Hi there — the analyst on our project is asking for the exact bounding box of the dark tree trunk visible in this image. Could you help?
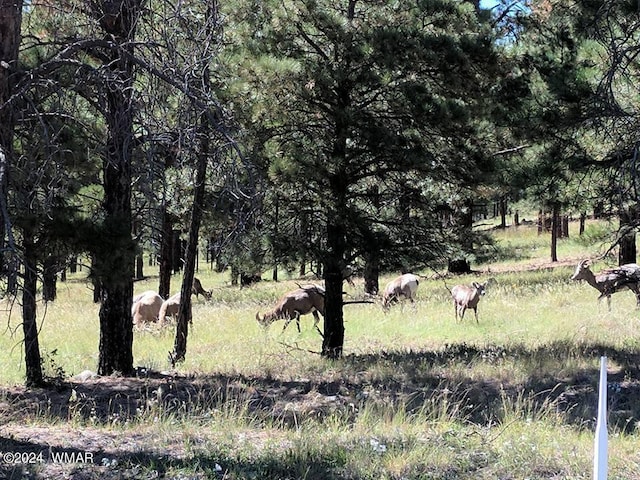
[499,196,507,228]
[95,0,141,377]
[69,256,78,273]
[172,133,209,364]
[363,252,379,295]
[158,206,172,299]
[230,265,239,286]
[91,254,102,303]
[323,221,345,359]
[550,204,559,262]
[42,255,57,302]
[0,0,22,297]
[579,212,586,235]
[172,229,183,273]
[22,231,44,386]
[172,0,218,362]
[619,207,637,265]
[273,193,279,282]
[135,253,144,279]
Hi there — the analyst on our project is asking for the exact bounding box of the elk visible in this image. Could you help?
[382,273,419,310]
[451,281,488,323]
[131,291,164,325]
[192,277,212,300]
[256,284,325,334]
[159,292,181,324]
[570,259,640,310]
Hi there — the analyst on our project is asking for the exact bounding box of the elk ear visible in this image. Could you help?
[472,282,481,289]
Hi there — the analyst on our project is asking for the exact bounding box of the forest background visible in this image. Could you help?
[2,0,640,478]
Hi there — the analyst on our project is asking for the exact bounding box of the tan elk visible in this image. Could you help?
[571,259,640,310]
[131,291,164,325]
[382,273,419,310]
[256,285,325,335]
[159,292,181,324]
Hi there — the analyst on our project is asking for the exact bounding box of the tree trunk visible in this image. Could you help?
[323,221,345,359]
[550,204,559,262]
[42,255,57,302]
[172,130,209,364]
[499,196,507,228]
[22,231,44,386]
[0,0,22,297]
[619,207,637,265]
[135,253,144,279]
[561,215,569,238]
[172,229,183,273]
[158,206,172,299]
[172,0,219,361]
[363,252,379,295]
[69,256,78,273]
[579,212,586,235]
[95,0,141,377]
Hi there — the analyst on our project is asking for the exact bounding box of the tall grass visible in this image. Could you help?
[2,218,640,479]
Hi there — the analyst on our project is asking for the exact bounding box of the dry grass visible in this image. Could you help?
[1,220,640,479]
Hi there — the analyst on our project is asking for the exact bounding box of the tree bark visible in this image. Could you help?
[172,0,219,363]
[172,123,209,364]
[550,204,559,262]
[323,221,345,359]
[95,0,142,377]
[363,251,380,295]
[158,206,172,299]
[619,207,637,265]
[22,230,44,386]
[0,0,22,296]
[42,255,57,302]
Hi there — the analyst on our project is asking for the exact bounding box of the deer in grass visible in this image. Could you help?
[192,277,212,300]
[571,259,640,310]
[381,273,420,310]
[451,281,488,323]
[256,284,325,335]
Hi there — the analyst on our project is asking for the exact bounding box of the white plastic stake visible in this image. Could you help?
[593,356,608,480]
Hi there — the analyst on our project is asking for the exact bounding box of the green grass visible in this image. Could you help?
[2,218,640,479]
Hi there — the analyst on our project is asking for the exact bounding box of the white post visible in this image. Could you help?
[593,356,608,480]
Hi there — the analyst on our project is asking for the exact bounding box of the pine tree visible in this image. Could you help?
[231,0,506,357]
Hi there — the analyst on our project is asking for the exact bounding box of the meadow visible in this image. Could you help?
[1,218,640,479]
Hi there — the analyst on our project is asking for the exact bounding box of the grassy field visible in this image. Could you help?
[2,219,640,479]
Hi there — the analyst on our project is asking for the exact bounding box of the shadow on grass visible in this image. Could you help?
[0,433,351,480]
[2,340,639,430]
[1,340,639,478]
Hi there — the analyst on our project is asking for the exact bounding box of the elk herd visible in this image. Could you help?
[131,259,640,334]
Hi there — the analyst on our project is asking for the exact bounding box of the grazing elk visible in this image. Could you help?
[256,284,325,335]
[159,292,181,324]
[570,259,640,310]
[382,273,419,310]
[131,291,164,325]
[451,281,488,323]
[192,277,212,300]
